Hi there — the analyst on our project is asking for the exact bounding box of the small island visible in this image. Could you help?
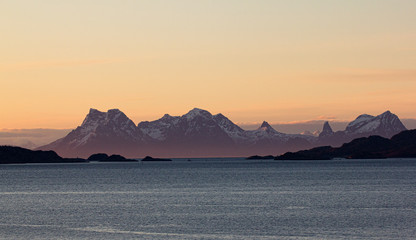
[141,156,172,162]
[87,153,137,162]
[246,155,275,160]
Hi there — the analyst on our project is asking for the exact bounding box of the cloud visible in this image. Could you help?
[317,115,337,120]
[316,68,416,82]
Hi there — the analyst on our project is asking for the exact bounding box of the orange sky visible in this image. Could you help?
[1,1,415,129]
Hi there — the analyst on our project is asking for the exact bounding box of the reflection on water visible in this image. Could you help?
[0,159,415,239]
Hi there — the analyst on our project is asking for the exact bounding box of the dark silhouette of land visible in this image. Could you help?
[0,146,138,164]
[246,155,275,160]
[141,156,172,162]
[276,130,416,160]
[0,146,86,164]
[87,153,137,162]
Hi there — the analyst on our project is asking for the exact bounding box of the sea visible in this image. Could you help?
[0,158,415,239]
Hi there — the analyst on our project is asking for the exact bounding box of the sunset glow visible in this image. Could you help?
[1,0,415,129]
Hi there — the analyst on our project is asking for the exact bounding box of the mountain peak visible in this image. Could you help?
[258,121,279,133]
[82,108,106,126]
[379,110,394,118]
[184,108,212,119]
[107,108,122,113]
[382,110,392,115]
[189,107,207,113]
[345,111,406,138]
[161,113,173,119]
[80,108,137,133]
[323,121,333,133]
[319,121,334,138]
[260,121,272,129]
[88,108,102,114]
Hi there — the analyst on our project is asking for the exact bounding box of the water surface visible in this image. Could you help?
[0,159,415,239]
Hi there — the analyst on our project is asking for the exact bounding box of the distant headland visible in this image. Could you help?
[275,129,416,160]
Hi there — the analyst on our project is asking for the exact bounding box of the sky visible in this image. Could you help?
[1,0,415,129]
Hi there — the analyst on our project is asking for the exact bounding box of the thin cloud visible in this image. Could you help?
[316,68,416,82]
[317,115,337,120]
[0,59,122,72]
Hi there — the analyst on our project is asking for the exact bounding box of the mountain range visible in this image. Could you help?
[38,108,407,158]
[317,111,407,146]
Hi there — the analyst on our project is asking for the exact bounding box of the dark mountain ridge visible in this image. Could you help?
[276,129,416,160]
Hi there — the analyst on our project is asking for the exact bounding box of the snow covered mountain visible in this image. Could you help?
[38,108,407,158]
[138,108,235,144]
[137,108,314,156]
[318,111,407,147]
[38,108,313,157]
[345,111,406,138]
[137,108,236,156]
[38,109,143,157]
[212,113,247,143]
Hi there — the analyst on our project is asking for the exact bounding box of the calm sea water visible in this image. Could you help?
[0,158,415,239]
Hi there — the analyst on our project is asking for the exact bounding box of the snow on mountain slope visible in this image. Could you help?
[247,121,287,141]
[137,109,309,145]
[345,111,406,137]
[138,108,234,144]
[138,114,180,141]
[38,108,407,158]
[345,114,375,133]
[39,108,142,154]
[72,108,139,146]
[213,113,247,142]
[183,108,212,120]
